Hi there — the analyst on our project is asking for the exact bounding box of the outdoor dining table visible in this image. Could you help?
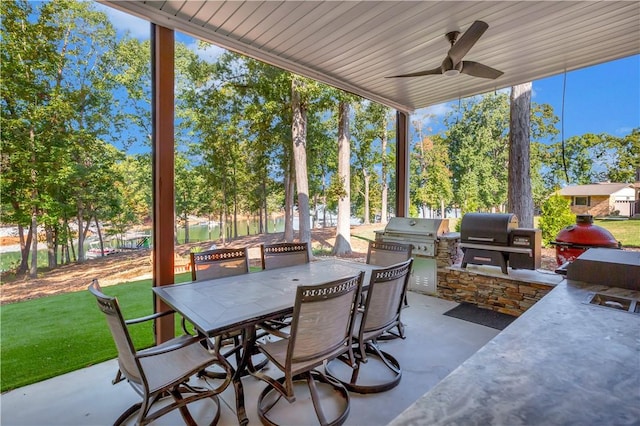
[152,257,378,425]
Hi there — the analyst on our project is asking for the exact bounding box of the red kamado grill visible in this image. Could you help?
[460,213,541,274]
[551,214,620,266]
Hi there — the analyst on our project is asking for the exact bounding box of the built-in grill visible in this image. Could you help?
[460,213,541,274]
[375,217,450,295]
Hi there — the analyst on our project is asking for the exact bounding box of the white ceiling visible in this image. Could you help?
[101,1,640,112]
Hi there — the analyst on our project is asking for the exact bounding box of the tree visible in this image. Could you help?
[410,135,452,218]
[445,94,510,214]
[352,101,392,224]
[604,129,639,183]
[291,76,312,246]
[445,92,560,216]
[332,99,353,256]
[1,0,128,273]
[508,83,534,228]
[175,153,206,244]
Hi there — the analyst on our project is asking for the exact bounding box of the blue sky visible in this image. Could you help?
[99,4,639,145]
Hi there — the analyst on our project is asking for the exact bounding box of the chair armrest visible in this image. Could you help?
[125,309,174,325]
[136,335,207,358]
[258,321,291,339]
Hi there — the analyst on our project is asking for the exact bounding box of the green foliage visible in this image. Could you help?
[445,93,510,213]
[606,128,640,183]
[410,134,453,216]
[538,193,575,246]
[1,0,151,271]
[351,100,392,222]
[326,174,348,211]
[540,130,640,187]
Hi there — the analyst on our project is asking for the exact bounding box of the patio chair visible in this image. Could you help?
[88,280,230,426]
[366,240,413,268]
[365,240,413,335]
[259,242,310,334]
[253,272,364,426]
[260,242,310,270]
[189,247,267,376]
[190,247,250,281]
[325,259,413,394]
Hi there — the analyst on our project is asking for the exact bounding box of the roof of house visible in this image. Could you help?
[558,183,634,197]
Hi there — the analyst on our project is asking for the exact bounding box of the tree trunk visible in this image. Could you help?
[93,215,104,256]
[184,212,190,243]
[363,169,371,224]
[508,82,534,228]
[284,156,294,242]
[380,114,389,223]
[333,101,352,256]
[45,225,55,267]
[219,210,226,246]
[30,211,38,277]
[77,207,86,263]
[261,177,267,234]
[17,221,32,275]
[67,222,76,262]
[291,77,311,246]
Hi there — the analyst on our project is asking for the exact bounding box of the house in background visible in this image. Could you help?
[558,183,636,217]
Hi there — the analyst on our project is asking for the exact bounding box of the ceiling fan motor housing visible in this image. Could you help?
[442,56,462,76]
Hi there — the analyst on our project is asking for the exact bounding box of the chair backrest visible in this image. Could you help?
[287,272,364,367]
[261,242,310,270]
[366,241,413,267]
[190,247,250,281]
[88,280,144,386]
[359,259,413,341]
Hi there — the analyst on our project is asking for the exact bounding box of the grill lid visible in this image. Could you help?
[553,215,620,248]
[382,217,449,239]
[460,213,518,245]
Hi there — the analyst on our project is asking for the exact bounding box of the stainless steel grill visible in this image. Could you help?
[376,217,449,256]
[376,217,450,295]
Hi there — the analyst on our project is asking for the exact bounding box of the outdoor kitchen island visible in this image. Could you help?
[390,277,640,425]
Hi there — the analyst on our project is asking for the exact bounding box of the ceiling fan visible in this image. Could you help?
[387,20,503,79]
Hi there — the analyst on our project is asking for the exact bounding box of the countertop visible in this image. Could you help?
[389,279,640,425]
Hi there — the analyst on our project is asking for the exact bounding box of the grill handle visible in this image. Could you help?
[467,236,495,242]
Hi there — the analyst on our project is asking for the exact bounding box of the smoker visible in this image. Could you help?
[460,213,541,274]
[375,217,450,295]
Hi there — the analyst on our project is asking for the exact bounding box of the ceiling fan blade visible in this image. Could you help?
[448,20,489,64]
[385,67,442,78]
[461,61,504,79]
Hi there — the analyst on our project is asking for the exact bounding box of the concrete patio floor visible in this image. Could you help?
[1,291,501,426]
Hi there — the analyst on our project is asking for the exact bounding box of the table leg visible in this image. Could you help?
[233,326,257,425]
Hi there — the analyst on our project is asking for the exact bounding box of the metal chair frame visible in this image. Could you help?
[88,280,230,426]
[260,242,310,270]
[366,241,413,268]
[365,240,413,336]
[190,247,250,281]
[253,272,364,426]
[326,259,413,394]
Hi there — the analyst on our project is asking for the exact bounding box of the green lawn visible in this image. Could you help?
[0,272,192,392]
[594,218,640,247]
